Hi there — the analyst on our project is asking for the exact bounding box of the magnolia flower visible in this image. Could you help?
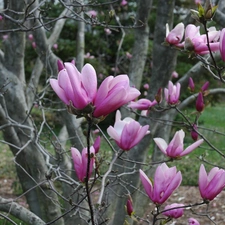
[188,218,200,225]
[93,136,101,154]
[84,52,95,59]
[201,81,209,92]
[50,63,97,110]
[28,34,33,41]
[121,0,128,6]
[143,83,149,90]
[163,203,184,218]
[128,99,157,110]
[184,25,220,54]
[2,35,8,40]
[191,124,199,141]
[107,110,149,151]
[220,28,225,61]
[126,196,134,216]
[189,77,195,92]
[32,42,36,48]
[50,62,140,118]
[164,81,181,105]
[154,129,203,158]
[199,164,225,201]
[171,71,179,78]
[104,28,112,35]
[93,76,140,118]
[196,92,204,112]
[139,163,182,204]
[165,23,184,46]
[53,43,58,50]
[71,146,95,182]
[87,10,97,18]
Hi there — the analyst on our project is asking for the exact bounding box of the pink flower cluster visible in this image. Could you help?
[50,62,140,118]
[165,23,220,55]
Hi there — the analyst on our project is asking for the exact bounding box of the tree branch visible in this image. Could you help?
[0,197,45,225]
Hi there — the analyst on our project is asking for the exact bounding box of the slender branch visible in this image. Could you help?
[97,150,120,205]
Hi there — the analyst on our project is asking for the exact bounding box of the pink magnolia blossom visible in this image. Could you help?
[220,28,225,61]
[196,92,204,112]
[50,62,140,118]
[57,60,64,72]
[154,129,203,158]
[126,196,134,216]
[121,0,128,6]
[189,77,195,92]
[2,35,8,40]
[71,146,95,182]
[107,110,149,151]
[128,99,157,110]
[188,218,200,225]
[171,71,179,78]
[126,52,132,59]
[184,25,220,54]
[139,163,182,204]
[191,124,199,141]
[84,52,95,59]
[163,203,184,218]
[194,0,202,4]
[53,43,58,50]
[28,34,33,41]
[93,136,101,154]
[50,63,97,110]
[0,15,3,21]
[87,10,97,18]
[165,23,184,46]
[143,83,149,90]
[93,76,140,118]
[104,28,112,35]
[164,81,181,105]
[201,81,209,92]
[32,42,36,48]
[199,164,225,201]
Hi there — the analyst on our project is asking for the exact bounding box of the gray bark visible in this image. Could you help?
[128,0,152,90]
[0,197,45,225]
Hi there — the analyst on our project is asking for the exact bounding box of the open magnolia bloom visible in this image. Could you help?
[199,164,225,201]
[154,129,203,159]
[107,110,150,151]
[139,163,182,204]
[93,75,140,118]
[50,62,140,118]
